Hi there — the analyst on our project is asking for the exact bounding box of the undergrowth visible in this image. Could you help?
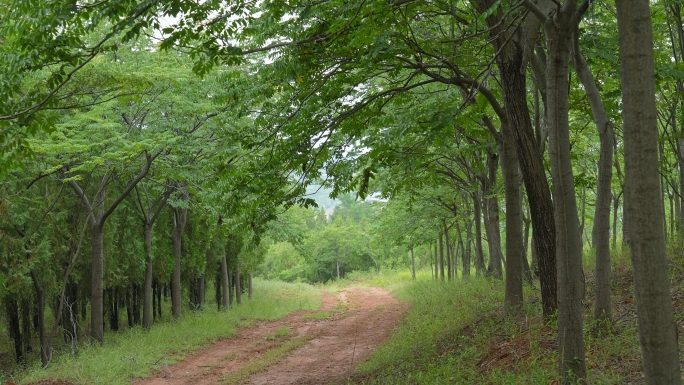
[344,245,684,384]
[14,279,320,385]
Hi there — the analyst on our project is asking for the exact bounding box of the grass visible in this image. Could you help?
[15,279,320,385]
[219,334,314,385]
[265,327,291,340]
[340,248,671,384]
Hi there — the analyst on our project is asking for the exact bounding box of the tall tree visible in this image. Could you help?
[616,0,682,382]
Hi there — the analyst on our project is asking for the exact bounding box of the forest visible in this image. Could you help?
[0,0,683,384]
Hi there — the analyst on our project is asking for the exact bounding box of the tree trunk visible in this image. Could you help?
[6,297,23,364]
[464,219,472,279]
[228,269,235,307]
[439,231,445,281]
[482,151,503,278]
[248,273,253,299]
[235,268,242,305]
[143,223,153,329]
[472,193,485,275]
[171,206,187,320]
[199,273,205,309]
[410,248,416,280]
[499,123,524,313]
[28,269,47,367]
[109,287,119,331]
[434,243,438,281]
[539,2,586,380]
[617,1,683,382]
[571,27,615,329]
[612,192,620,250]
[91,224,105,342]
[444,220,452,281]
[153,279,157,320]
[221,256,229,310]
[475,0,557,318]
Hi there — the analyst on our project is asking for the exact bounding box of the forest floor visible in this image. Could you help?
[130,287,408,385]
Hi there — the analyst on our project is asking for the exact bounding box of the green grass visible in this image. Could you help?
[342,253,652,384]
[17,279,320,385]
[265,326,291,340]
[348,277,557,384]
[219,334,314,385]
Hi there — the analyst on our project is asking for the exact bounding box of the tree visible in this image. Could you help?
[616,0,682,382]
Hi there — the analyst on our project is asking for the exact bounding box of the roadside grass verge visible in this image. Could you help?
[345,249,682,384]
[17,279,320,385]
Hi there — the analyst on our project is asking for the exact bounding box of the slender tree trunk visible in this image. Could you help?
[482,151,504,278]
[434,243,439,281]
[91,224,105,342]
[153,280,157,319]
[228,269,234,307]
[475,0,557,317]
[472,193,485,275]
[156,280,162,318]
[248,273,252,299]
[464,219,472,279]
[571,27,615,328]
[235,268,242,305]
[617,1,683,382]
[439,231,445,281]
[30,270,47,367]
[171,206,188,320]
[499,123,524,312]
[539,2,586,379]
[199,273,205,309]
[6,297,23,364]
[410,248,416,280]
[221,256,229,310]
[143,223,153,329]
[444,220,452,281]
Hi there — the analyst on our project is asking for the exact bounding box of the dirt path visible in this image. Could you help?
[132,287,407,385]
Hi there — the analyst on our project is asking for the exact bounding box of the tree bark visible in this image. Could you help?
[616,1,683,382]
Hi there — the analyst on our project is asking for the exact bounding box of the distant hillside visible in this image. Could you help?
[305,185,340,212]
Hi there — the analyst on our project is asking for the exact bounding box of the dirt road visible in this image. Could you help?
[132,287,407,385]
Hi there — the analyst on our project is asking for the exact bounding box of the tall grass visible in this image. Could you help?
[17,279,320,385]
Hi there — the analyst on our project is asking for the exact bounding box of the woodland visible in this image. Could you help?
[0,0,683,384]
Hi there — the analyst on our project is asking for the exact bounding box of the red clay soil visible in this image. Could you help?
[132,287,407,385]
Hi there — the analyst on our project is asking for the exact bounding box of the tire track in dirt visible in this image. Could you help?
[132,287,408,385]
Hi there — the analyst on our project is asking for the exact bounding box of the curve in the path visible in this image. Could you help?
[132,287,407,385]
